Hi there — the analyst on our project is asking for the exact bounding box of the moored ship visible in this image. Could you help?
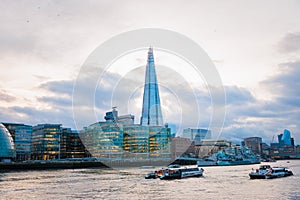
[217,157,260,166]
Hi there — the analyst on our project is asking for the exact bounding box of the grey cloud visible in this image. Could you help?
[278,32,300,53]
[225,86,255,105]
[220,61,300,144]
[40,80,74,96]
[0,90,16,102]
[38,96,72,107]
[262,61,300,106]
[221,125,270,144]
[6,106,75,128]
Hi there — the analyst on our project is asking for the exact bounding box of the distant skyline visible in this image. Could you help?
[1,1,300,144]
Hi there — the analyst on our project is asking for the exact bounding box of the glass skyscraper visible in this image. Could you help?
[140,47,163,126]
[282,129,292,146]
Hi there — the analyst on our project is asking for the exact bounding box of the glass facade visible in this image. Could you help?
[149,126,171,158]
[283,129,292,146]
[80,122,124,160]
[80,122,171,160]
[2,123,32,161]
[0,123,15,161]
[141,47,163,126]
[31,124,62,160]
[124,125,150,159]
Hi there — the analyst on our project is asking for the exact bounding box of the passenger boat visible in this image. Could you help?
[159,166,204,180]
[145,165,204,180]
[144,165,180,179]
[249,165,293,179]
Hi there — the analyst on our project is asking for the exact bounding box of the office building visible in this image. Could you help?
[80,109,171,160]
[2,123,32,161]
[31,124,62,160]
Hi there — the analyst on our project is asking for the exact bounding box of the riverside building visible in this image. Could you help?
[2,123,32,161]
[31,124,88,160]
[31,124,62,160]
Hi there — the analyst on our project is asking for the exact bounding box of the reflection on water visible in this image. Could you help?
[0,160,299,200]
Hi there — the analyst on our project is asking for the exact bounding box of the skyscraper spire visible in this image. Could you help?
[140,47,163,126]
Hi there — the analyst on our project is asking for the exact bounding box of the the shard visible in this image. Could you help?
[140,47,163,126]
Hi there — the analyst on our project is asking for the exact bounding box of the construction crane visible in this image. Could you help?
[271,135,275,144]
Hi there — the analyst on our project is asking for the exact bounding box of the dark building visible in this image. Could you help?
[278,134,284,146]
[243,137,262,155]
[60,128,90,159]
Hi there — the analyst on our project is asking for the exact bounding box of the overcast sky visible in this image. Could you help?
[1,0,300,144]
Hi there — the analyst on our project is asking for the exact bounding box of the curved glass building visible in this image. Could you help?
[0,123,15,161]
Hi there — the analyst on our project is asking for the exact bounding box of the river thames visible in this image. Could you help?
[0,160,299,200]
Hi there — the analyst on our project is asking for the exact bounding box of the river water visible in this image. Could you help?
[0,160,299,200]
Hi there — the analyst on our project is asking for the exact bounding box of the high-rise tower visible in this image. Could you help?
[140,47,163,126]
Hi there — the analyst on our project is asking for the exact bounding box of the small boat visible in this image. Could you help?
[144,172,157,179]
[249,165,293,179]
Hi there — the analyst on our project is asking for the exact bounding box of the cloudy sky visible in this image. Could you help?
[1,0,300,144]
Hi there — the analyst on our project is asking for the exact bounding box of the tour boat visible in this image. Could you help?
[145,165,204,180]
[249,165,293,179]
[159,166,204,180]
